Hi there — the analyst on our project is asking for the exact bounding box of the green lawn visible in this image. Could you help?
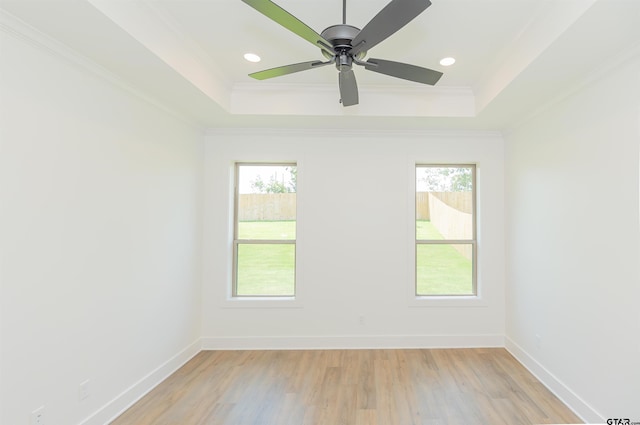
[416,220,473,295]
[238,220,296,239]
[416,244,472,295]
[416,219,444,240]
[236,221,296,296]
[236,243,295,296]
[236,220,472,296]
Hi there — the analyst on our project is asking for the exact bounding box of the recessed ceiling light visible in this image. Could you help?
[439,57,456,66]
[244,53,261,63]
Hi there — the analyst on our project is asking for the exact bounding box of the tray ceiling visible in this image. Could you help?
[1,0,638,129]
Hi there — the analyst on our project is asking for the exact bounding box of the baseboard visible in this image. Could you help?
[201,334,505,350]
[504,336,604,424]
[79,338,202,425]
[74,335,601,424]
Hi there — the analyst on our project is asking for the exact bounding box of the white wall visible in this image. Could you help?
[504,54,640,421]
[202,130,505,349]
[0,29,203,425]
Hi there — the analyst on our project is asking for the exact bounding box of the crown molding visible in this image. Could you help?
[0,8,203,130]
[206,127,503,139]
[87,0,232,111]
[473,0,598,114]
[232,82,473,95]
[143,0,232,90]
[504,41,640,136]
[230,81,476,117]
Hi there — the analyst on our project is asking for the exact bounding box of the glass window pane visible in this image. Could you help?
[416,166,473,240]
[237,165,296,240]
[237,221,296,240]
[416,244,473,295]
[416,219,444,240]
[236,244,295,296]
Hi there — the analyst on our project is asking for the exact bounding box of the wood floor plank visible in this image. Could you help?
[355,409,377,425]
[110,348,583,425]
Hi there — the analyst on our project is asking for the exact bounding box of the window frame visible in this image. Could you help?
[232,162,297,298]
[415,164,477,298]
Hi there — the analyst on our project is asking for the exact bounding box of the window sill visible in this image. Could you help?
[408,295,488,308]
[222,296,303,309]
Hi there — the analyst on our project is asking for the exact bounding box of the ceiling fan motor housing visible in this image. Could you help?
[337,53,353,71]
[320,24,367,60]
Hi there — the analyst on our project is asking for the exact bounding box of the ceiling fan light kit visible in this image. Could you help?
[241,0,443,107]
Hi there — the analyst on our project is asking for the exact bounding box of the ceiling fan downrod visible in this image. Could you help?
[343,0,346,24]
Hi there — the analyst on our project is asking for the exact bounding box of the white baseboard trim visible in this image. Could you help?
[201,334,505,350]
[74,335,602,425]
[79,339,202,425]
[504,336,604,424]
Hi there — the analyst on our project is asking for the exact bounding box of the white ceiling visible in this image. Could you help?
[2,0,639,130]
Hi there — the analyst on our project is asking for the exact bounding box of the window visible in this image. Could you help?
[233,163,297,297]
[416,165,476,296]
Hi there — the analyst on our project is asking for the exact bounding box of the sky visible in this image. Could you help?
[238,165,294,194]
[237,165,469,193]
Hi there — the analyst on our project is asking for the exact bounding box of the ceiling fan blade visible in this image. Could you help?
[249,60,332,80]
[242,0,334,55]
[339,69,359,106]
[364,58,443,85]
[349,0,431,57]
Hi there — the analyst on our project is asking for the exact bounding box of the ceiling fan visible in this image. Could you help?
[241,0,443,107]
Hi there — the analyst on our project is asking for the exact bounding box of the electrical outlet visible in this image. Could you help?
[359,315,365,326]
[79,379,90,401]
[31,406,45,425]
[535,334,542,349]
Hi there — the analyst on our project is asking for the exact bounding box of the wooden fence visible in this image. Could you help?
[239,192,472,260]
[416,191,472,219]
[238,193,296,221]
[427,193,473,259]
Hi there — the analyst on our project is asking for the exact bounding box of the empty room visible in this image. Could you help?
[1,0,638,424]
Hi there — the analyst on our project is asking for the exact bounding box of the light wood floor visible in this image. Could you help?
[111,348,582,425]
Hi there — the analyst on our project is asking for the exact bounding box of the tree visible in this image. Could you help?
[420,167,472,192]
[250,166,297,193]
[450,168,472,191]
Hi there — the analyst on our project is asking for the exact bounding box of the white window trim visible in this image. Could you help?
[407,160,487,308]
[221,296,303,309]
[222,160,305,309]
